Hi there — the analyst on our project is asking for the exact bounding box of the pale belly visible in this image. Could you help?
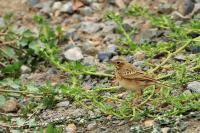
[118,78,141,90]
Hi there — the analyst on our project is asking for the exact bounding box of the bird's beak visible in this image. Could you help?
[110,59,115,64]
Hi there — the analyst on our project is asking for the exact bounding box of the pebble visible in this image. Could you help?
[87,121,97,130]
[140,28,159,43]
[114,0,126,9]
[71,108,86,117]
[1,98,19,113]
[98,52,113,62]
[179,0,195,15]
[91,3,103,11]
[0,17,5,27]
[161,127,170,133]
[60,2,73,14]
[107,44,117,54]
[21,65,31,74]
[65,123,77,133]
[83,56,95,66]
[81,22,102,33]
[63,47,83,61]
[39,1,53,13]
[187,81,200,93]
[65,28,79,41]
[183,90,192,95]
[52,1,62,11]
[186,45,200,53]
[133,61,144,68]
[158,3,172,14]
[26,0,40,6]
[56,101,70,108]
[134,51,146,61]
[102,21,117,33]
[79,6,93,16]
[143,119,155,127]
[81,42,98,55]
[174,54,186,61]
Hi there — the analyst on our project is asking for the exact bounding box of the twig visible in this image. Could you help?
[0,112,21,117]
[149,40,192,73]
[0,88,45,97]
[0,123,23,128]
[139,87,155,106]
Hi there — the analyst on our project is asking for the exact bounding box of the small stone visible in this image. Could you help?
[56,101,70,108]
[174,54,186,61]
[81,42,98,55]
[98,52,113,62]
[21,65,31,74]
[183,90,192,95]
[39,1,53,13]
[83,56,95,66]
[71,108,86,117]
[91,3,103,11]
[63,47,83,61]
[87,121,97,130]
[79,6,93,16]
[65,28,79,41]
[133,61,144,67]
[52,2,62,11]
[143,119,155,127]
[102,21,117,33]
[161,127,170,133]
[0,17,5,27]
[26,0,40,6]
[60,2,73,14]
[187,81,200,93]
[107,44,117,54]
[65,123,76,133]
[158,3,172,14]
[81,22,101,33]
[134,51,146,61]
[1,98,19,113]
[178,0,195,15]
[140,28,158,43]
[186,45,200,53]
[81,0,94,4]
[115,0,126,9]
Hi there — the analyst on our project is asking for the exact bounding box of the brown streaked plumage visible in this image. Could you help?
[112,58,161,98]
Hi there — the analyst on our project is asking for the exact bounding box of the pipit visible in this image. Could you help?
[112,58,163,103]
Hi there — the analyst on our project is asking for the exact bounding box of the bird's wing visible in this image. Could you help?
[120,66,157,82]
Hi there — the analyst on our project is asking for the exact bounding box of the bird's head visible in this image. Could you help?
[111,58,128,69]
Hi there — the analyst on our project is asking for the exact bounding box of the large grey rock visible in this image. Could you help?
[63,47,83,61]
[81,22,101,33]
[187,81,200,93]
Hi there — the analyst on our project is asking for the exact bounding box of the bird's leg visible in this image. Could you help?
[132,89,143,105]
[155,85,161,93]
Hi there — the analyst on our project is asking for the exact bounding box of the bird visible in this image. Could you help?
[111,57,163,103]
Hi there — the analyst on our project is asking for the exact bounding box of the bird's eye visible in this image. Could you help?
[117,61,120,64]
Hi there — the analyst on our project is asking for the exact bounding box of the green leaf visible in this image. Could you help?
[1,46,16,58]
[1,61,22,75]
[26,84,39,92]
[16,118,26,126]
